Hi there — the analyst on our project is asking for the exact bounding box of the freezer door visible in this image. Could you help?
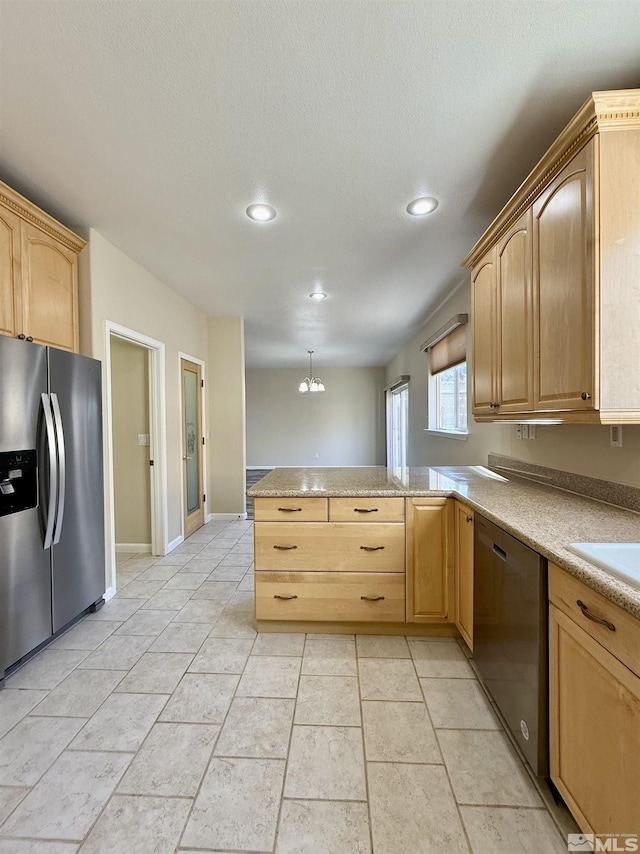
[49,348,105,632]
[0,337,52,675]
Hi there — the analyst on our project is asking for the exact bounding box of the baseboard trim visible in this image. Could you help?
[166,534,184,554]
[246,466,275,470]
[115,543,152,554]
[104,586,116,602]
[207,512,248,522]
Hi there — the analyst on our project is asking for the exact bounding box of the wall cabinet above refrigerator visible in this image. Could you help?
[0,178,85,353]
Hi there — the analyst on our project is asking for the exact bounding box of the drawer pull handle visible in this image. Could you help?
[274,594,298,600]
[273,544,298,550]
[354,507,378,513]
[576,600,616,632]
[360,545,384,551]
[278,507,302,512]
[361,595,385,601]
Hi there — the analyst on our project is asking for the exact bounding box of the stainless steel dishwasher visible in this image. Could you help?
[474,515,549,776]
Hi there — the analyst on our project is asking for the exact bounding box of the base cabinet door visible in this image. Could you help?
[549,603,640,834]
[406,498,453,623]
[454,502,474,650]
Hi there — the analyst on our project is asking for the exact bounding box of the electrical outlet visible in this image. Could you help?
[515,425,523,440]
[521,425,529,439]
[137,434,150,446]
[529,425,537,439]
[610,425,623,447]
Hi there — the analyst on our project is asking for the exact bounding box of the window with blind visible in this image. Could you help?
[421,315,468,436]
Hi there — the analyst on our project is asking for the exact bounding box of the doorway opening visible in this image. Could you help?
[104,322,167,596]
[386,381,409,467]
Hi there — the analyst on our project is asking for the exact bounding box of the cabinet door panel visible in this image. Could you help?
[498,211,533,411]
[471,252,497,415]
[550,605,640,834]
[406,498,453,623]
[21,221,78,351]
[533,142,595,410]
[0,208,20,338]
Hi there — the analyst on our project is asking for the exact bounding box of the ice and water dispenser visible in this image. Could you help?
[0,450,38,517]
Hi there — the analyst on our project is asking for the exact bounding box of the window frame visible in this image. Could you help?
[427,360,468,439]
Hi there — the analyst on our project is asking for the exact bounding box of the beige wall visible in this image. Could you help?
[386,279,640,487]
[246,367,386,467]
[207,316,247,514]
[110,337,151,546]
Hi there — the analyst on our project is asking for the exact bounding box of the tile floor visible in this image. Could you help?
[0,518,573,853]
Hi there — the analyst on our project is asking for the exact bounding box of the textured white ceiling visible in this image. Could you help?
[1,1,639,367]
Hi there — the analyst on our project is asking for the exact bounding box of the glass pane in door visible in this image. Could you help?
[183,369,200,513]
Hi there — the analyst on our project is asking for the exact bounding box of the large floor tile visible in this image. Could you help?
[49,621,122,651]
[460,805,566,853]
[148,622,211,653]
[421,678,500,729]
[252,632,305,656]
[84,599,146,622]
[358,658,422,701]
[162,572,209,590]
[1,750,131,841]
[237,656,301,698]
[275,799,371,854]
[0,842,79,853]
[368,762,467,854]
[206,564,247,581]
[190,581,240,601]
[0,785,29,824]
[69,693,168,752]
[173,600,226,623]
[133,565,181,582]
[214,697,294,759]
[79,794,191,854]
[140,588,194,611]
[409,638,475,678]
[362,701,441,763]
[7,650,89,691]
[113,579,164,600]
[208,611,257,638]
[117,722,218,796]
[188,638,254,674]
[438,729,542,807]
[302,637,357,676]
[114,652,193,694]
[76,635,153,671]
[31,670,124,718]
[284,725,366,800]
[181,757,285,852]
[0,690,48,739]
[356,635,410,658]
[294,675,361,726]
[159,673,239,723]
[113,609,174,636]
[180,556,226,571]
[152,554,192,567]
[0,716,83,786]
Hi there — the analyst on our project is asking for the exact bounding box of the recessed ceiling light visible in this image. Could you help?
[406,196,439,216]
[246,203,277,222]
[309,292,327,300]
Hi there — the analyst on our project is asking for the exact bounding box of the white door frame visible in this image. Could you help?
[104,321,168,596]
[178,351,208,533]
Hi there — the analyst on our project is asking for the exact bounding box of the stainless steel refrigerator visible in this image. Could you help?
[0,335,105,684]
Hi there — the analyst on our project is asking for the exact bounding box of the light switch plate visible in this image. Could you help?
[521,425,529,439]
[610,425,622,447]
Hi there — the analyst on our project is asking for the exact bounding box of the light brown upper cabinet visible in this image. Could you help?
[0,179,85,352]
[471,210,533,416]
[464,89,640,423]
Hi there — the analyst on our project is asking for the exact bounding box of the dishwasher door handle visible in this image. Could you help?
[492,543,507,561]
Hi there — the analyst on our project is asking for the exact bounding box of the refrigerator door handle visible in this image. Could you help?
[41,392,58,550]
[50,393,66,546]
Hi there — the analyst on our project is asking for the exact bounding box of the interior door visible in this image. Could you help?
[181,359,204,538]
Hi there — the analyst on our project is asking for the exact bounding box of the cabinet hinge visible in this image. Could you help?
[201,379,204,388]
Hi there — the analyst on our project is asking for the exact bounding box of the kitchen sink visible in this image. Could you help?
[567,543,640,590]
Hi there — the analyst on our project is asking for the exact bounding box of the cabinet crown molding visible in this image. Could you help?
[462,88,640,269]
[0,178,86,253]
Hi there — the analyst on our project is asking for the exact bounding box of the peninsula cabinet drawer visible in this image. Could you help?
[253,497,328,522]
[549,562,640,677]
[254,522,405,572]
[256,572,405,622]
[329,497,405,523]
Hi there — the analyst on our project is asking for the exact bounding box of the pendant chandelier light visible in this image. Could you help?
[298,350,325,393]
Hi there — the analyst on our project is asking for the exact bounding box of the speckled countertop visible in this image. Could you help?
[248,466,640,620]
